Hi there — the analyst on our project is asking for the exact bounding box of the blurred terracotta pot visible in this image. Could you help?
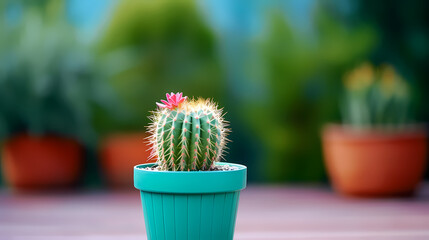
[322,125,427,197]
[100,133,154,189]
[1,134,83,190]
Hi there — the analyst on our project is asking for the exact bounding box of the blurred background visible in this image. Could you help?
[0,0,428,189]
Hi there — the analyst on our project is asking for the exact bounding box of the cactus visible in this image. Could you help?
[342,63,411,129]
[148,92,228,171]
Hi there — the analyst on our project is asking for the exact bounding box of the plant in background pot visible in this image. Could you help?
[0,1,107,190]
[134,92,247,240]
[323,63,427,197]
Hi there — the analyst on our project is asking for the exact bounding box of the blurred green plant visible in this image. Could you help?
[342,63,410,128]
[349,0,429,124]
[95,0,226,133]
[0,1,111,145]
[241,7,376,182]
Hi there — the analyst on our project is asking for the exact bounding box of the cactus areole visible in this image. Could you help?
[148,92,228,171]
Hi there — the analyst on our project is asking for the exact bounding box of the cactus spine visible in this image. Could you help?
[149,93,228,171]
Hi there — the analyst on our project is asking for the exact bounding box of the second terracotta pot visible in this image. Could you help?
[322,125,427,197]
[100,132,155,189]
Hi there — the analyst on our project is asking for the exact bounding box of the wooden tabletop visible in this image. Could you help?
[1,185,429,240]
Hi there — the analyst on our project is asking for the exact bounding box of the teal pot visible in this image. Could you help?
[134,163,247,240]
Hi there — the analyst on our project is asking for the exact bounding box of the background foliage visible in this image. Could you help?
[0,0,427,185]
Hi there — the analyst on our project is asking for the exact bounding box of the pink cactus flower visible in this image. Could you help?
[156,92,187,110]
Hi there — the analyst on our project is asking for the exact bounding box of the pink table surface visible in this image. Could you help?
[1,184,429,240]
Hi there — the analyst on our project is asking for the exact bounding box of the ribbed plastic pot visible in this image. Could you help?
[134,162,247,240]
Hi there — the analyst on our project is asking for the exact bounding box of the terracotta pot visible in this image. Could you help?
[1,134,83,190]
[322,125,427,197]
[100,133,155,189]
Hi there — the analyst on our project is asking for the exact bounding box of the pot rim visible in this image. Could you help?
[134,162,247,194]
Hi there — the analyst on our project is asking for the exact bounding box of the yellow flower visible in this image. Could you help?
[344,62,374,91]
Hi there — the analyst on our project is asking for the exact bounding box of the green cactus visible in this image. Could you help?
[148,93,227,171]
[342,63,411,129]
